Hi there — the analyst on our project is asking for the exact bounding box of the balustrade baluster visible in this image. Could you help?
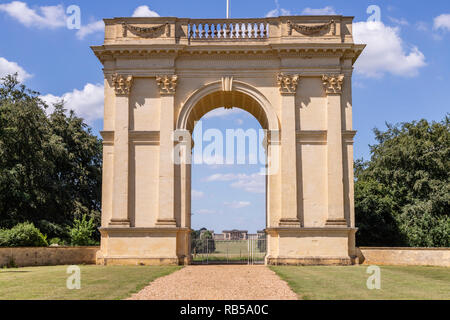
[200,24,206,38]
[195,23,199,38]
[207,23,212,38]
[214,23,218,38]
[225,23,231,39]
[219,23,224,38]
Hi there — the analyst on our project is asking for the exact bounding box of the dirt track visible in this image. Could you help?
[127,265,297,300]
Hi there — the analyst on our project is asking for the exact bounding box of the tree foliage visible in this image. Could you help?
[355,116,450,247]
[0,75,102,241]
[0,222,48,247]
[191,228,216,254]
[69,214,97,246]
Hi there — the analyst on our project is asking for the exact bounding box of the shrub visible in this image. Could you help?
[49,237,66,246]
[0,229,8,246]
[0,222,48,247]
[69,215,97,246]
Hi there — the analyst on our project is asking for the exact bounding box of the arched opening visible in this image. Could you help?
[183,90,269,133]
[176,82,278,264]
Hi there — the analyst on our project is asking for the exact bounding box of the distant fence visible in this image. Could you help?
[191,237,266,265]
[0,246,99,267]
[357,247,450,267]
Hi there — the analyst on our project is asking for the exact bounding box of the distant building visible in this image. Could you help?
[222,229,248,240]
[212,230,266,240]
[213,233,225,240]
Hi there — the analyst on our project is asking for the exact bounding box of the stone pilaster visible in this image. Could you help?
[156,75,178,226]
[322,74,347,226]
[110,74,133,227]
[277,74,301,227]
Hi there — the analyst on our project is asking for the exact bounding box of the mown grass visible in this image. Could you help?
[270,265,450,300]
[0,265,181,300]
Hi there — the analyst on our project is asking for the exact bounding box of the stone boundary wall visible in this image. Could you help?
[1,246,449,267]
[357,247,450,267]
[0,246,99,267]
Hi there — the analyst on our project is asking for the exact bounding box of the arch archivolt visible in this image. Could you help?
[176,80,280,133]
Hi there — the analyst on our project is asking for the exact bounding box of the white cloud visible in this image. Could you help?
[224,201,251,209]
[266,0,290,17]
[76,20,104,40]
[416,21,428,32]
[203,107,245,119]
[192,189,204,199]
[132,5,160,17]
[353,21,426,78]
[205,172,265,194]
[266,9,279,18]
[0,57,32,82]
[433,14,450,32]
[388,17,409,26]
[0,1,66,29]
[205,173,239,182]
[0,2,160,39]
[301,6,336,15]
[195,209,216,215]
[41,83,104,123]
[230,173,265,194]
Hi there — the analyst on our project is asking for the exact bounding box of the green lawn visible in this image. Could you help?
[270,265,450,300]
[0,265,181,300]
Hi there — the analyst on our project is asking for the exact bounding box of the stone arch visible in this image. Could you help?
[176,80,280,132]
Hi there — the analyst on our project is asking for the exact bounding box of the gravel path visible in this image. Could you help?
[127,265,297,300]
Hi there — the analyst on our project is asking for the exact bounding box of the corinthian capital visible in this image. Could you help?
[277,73,300,94]
[111,74,133,96]
[156,75,178,95]
[322,74,344,94]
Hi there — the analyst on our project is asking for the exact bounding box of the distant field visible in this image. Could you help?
[0,265,181,300]
[271,265,450,300]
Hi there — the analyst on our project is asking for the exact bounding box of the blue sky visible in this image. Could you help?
[0,0,449,233]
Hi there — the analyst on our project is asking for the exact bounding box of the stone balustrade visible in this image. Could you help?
[187,19,269,40]
[102,16,355,45]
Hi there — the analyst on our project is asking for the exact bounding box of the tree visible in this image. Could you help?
[355,116,450,247]
[191,228,216,254]
[0,74,102,241]
[69,214,97,246]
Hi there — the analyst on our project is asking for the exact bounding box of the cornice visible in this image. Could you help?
[265,227,357,234]
[91,43,365,64]
[99,227,190,234]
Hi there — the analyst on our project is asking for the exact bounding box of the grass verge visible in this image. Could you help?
[270,265,450,300]
[0,265,181,300]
